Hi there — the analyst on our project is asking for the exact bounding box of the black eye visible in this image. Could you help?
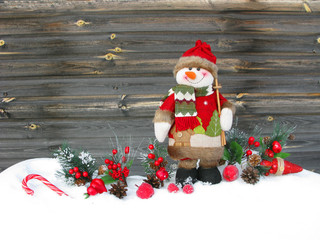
[188,67,192,70]
[197,68,201,71]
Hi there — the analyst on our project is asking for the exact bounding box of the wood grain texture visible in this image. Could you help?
[0,1,319,174]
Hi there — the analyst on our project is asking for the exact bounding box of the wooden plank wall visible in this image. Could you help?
[0,0,320,174]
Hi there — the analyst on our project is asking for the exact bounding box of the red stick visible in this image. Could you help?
[22,174,68,196]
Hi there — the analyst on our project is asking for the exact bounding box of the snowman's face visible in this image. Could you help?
[176,67,214,88]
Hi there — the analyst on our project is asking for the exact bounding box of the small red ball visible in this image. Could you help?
[117,163,121,168]
[112,164,118,170]
[108,165,113,170]
[69,169,74,174]
[75,172,81,179]
[254,141,260,147]
[109,161,114,165]
[167,183,179,193]
[105,159,110,164]
[182,184,194,194]
[148,153,155,159]
[272,164,278,170]
[265,172,270,176]
[73,167,79,172]
[248,136,255,145]
[83,171,89,177]
[148,144,154,150]
[136,183,154,199]
[246,150,252,156]
[269,169,275,174]
[268,151,274,158]
[154,161,160,166]
[112,149,118,155]
[157,157,164,163]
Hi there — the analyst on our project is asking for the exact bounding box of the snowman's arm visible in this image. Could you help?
[153,109,174,142]
[220,101,235,132]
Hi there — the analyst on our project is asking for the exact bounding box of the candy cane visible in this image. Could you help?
[22,174,68,196]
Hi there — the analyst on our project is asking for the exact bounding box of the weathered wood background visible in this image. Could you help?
[1,0,320,174]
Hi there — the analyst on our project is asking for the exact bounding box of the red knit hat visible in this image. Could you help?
[173,40,218,77]
[182,40,216,64]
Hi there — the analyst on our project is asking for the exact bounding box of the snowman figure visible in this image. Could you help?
[153,40,235,185]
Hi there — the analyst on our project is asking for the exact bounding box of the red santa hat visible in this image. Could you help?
[173,40,218,78]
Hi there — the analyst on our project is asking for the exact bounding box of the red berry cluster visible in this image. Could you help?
[68,167,89,179]
[104,147,130,183]
[260,141,283,175]
[246,136,260,156]
[148,144,169,182]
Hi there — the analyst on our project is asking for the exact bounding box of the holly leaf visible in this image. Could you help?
[126,159,134,169]
[101,174,116,185]
[222,148,231,161]
[274,152,291,159]
[229,141,243,164]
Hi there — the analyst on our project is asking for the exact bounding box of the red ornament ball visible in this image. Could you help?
[182,184,194,194]
[68,169,74,174]
[82,171,89,177]
[154,161,160,166]
[148,153,155,159]
[109,161,114,165]
[156,168,169,181]
[167,183,179,193]
[254,141,260,147]
[223,165,239,182]
[148,144,154,150]
[105,159,110,164]
[272,141,282,153]
[248,136,255,145]
[112,164,118,170]
[157,157,164,163]
[136,183,154,199]
[73,167,79,172]
[108,165,113,170]
[246,150,252,156]
[75,172,81,179]
[112,149,118,155]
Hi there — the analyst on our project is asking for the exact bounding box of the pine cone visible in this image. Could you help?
[248,154,261,167]
[144,174,161,189]
[241,167,260,185]
[109,181,128,199]
[288,134,295,141]
[98,165,107,175]
[75,179,86,186]
[263,136,271,144]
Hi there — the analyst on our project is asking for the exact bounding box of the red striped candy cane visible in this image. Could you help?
[22,174,68,196]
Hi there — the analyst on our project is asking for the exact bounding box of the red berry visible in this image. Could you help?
[109,161,114,165]
[248,136,255,145]
[73,167,79,172]
[124,146,130,154]
[272,164,278,170]
[272,141,282,153]
[265,172,270,176]
[82,171,89,177]
[246,150,252,156]
[182,184,194,194]
[254,141,260,147]
[108,165,113,170]
[157,157,164,163]
[136,183,154,199]
[75,172,81,179]
[112,149,118,155]
[269,169,275,174]
[148,144,154,150]
[156,168,169,181]
[105,159,110,164]
[154,161,160,166]
[122,156,126,163]
[167,183,179,193]
[117,163,121,168]
[148,153,155,159]
[69,169,74,174]
[268,151,274,158]
[112,164,118,170]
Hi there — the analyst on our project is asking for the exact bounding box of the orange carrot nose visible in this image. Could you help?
[185,71,197,80]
